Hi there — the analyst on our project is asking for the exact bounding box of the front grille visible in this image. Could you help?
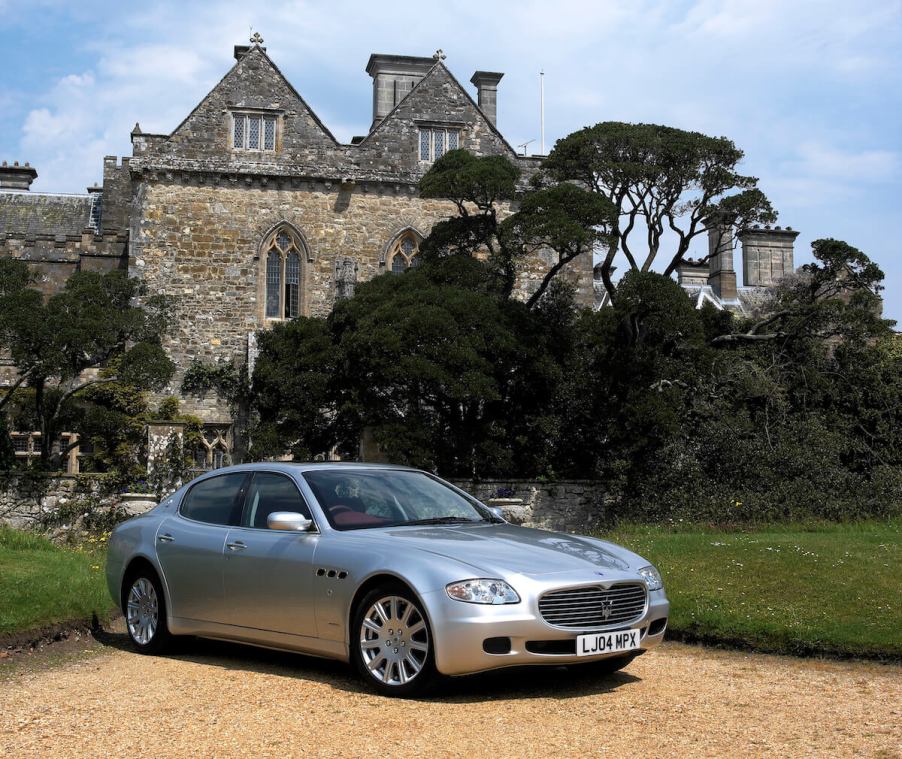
[538,583,647,629]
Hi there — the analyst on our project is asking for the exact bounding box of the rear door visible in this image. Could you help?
[155,472,249,624]
[222,471,320,638]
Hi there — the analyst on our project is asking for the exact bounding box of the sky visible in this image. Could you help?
[1,0,900,323]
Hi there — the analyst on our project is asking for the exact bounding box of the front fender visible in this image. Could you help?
[310,535,477,647]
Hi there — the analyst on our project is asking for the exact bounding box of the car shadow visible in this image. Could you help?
[94,622,642,702]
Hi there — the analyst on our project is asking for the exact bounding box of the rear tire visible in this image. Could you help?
[350,583,437,698]
[123,569,172,655]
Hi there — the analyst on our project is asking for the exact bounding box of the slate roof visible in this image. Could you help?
[0,191,94,237]
[678,284,773,316]
[593,278,774,316]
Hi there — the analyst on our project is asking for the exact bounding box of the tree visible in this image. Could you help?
[542,122,776,303]
[250,317,338,461]
[181,358,253,462]
[0,260,174,468]
[710,238,890,346]
[419,149,616,306]
[251,256,566,477]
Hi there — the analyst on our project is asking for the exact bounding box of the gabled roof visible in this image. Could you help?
[162,43,338,149]
[358,60,518,158]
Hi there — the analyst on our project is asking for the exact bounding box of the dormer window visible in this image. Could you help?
[419,127,459,162]
[233,112,278,151]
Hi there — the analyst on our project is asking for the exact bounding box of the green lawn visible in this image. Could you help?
[0,527,116,638]
[1,521,899,660]
[601,520,901,659]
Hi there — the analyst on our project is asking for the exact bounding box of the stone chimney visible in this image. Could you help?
[676,258,709,287]
[707,226,737,301]
[365,54,435,131]
[738,225,800,287]
[470,71,504,126]
[0,161,37,191]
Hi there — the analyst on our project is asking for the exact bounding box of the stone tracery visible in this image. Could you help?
[386,229,421,273]
[263,225,306,319]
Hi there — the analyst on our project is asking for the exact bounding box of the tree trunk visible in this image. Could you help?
[33,379,52,468]
[599,237,619,306]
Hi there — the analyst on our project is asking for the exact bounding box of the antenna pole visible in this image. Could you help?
[540,70,545,155]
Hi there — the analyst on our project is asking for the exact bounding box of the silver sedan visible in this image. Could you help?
[106,463,669,696]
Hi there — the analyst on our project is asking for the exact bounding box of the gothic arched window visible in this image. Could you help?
[266,250,280,318]
[386,231,420,274]
[263,227,305,319]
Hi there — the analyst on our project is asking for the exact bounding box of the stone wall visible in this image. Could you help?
[132,180,459,420]
[0,473,610,537]
[451,479,612,533]
[132,178,591,422]
[0,474,155,537]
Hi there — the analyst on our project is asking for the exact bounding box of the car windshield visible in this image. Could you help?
[302,469,498,531]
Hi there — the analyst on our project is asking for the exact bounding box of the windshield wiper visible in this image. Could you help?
[401,516,483,526]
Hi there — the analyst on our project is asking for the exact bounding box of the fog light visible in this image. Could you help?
[649,617,668,636]
[482,637,512,654]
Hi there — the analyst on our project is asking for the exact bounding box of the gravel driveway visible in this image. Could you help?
[1,630,899,758]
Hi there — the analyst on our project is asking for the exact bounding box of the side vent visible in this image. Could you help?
[315,567,349,580]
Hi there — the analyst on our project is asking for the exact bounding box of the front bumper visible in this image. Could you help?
[424,584,669,676]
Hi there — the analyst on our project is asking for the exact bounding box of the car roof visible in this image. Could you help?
[198,461,423,475]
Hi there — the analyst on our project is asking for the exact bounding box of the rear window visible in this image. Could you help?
[180,473,247,526]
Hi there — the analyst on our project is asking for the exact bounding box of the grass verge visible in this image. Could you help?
[0,526,117,639]
[2,521,898,660]
[600,520,900,660]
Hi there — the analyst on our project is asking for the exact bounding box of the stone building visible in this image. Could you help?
[672,225,800,314]
[1,38,592,469]
[590,223,801,314]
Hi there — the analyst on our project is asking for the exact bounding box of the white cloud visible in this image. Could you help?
[793,142,900,183]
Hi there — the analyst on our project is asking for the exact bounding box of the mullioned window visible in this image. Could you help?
[264,228,303,319]
[418,127,459,162]
[233,113,278,151]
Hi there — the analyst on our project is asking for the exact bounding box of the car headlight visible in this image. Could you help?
[638,565,663,591]
[446,578,520,605]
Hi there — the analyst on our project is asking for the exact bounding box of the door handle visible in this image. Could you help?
[158,533,174,543]
[226,541,247,552]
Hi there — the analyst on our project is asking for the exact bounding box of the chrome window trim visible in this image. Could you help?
[237,470,321,534]
[177,471,251,528]
[301,468,496,532]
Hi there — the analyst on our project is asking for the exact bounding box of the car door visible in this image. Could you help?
[155,471,249,625]
[221,471,320,638]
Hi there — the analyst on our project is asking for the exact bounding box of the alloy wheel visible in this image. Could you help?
[359,595,429,686]
[127,577,159,646]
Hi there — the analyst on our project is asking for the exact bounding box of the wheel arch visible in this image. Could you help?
[346,572,437,647]
[120,555,166,613]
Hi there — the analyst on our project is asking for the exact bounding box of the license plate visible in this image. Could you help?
[576,628,641,657]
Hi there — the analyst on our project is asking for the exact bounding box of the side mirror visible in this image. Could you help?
[267,511,314,532]
[488,506,505,521]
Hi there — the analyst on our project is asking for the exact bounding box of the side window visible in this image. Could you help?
[244,472,312,529]
[180,473,248,526]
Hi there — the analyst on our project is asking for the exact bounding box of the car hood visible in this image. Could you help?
[374,523,636,577]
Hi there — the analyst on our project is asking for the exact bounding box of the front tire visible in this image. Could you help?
[123,570,172,654]
[351,584,437,697]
